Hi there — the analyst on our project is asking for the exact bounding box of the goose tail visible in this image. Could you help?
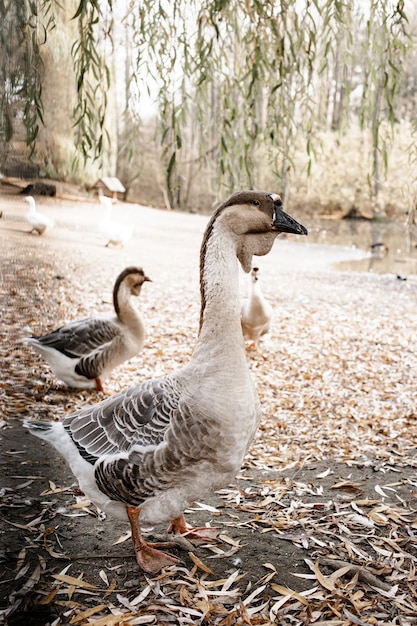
[23,419,55,439]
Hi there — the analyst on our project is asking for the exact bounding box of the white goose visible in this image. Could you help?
[24,191,307,574]
[25,267,151,392]
[24,196,54,235]
[98,196,133,247]
[241,266,273,349]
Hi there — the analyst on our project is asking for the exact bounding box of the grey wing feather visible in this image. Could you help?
[33,317,121,359]
[63,376,181,464]
[93,392,220,506]
[75,333,126,379]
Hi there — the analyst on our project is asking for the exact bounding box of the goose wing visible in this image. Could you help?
[64,375,220,507]
[75,333,127,380]
[34,317,122,359]
[27,212,54,228]
[99,218,133,242]
[63,376,182,464]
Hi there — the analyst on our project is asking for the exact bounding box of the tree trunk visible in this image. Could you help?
[36,2,79,179]
[371,70,386,218]
[37,2,118,183]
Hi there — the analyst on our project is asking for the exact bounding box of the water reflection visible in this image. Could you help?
[305,217,417,276]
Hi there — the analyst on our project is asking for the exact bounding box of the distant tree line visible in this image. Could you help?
[0,0,415,214]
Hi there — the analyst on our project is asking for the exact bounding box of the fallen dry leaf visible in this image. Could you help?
[2,196,417,625]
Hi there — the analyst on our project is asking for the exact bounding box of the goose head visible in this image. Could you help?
[129,268,152,297]
[251,266,260,282]
[113,266,152,315]
[213,190,307,272]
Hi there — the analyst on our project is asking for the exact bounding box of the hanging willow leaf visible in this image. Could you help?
[0,0,414,210]
[167,151,176,182]
[3,108,13,143]
[72,0,88,20]
[70,0,112,164]
[0,1,57,159]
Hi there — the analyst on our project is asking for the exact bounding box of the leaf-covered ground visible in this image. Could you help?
[1,190,417,626]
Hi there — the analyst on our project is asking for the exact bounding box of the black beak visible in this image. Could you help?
[272,199,308,236]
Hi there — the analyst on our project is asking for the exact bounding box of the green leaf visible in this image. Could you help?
[72,0,87,20]
[167,151,176,179]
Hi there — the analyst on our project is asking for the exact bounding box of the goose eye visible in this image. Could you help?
[253,199,260,206]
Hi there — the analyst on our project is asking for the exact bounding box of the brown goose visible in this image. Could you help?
[24,191,307,573]
[25,267,151,392]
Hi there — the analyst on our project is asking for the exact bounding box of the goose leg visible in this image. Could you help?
[95,377,111,394]
[126,506,181,573]
[167,513,221,544]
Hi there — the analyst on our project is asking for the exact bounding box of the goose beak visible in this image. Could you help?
[271,197,308,236]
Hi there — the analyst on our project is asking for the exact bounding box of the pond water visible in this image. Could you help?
[305,217,417,277]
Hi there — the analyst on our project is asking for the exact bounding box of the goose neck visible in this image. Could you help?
[195,222,244,356]
[114,283,140,325]
[250,280,264,302]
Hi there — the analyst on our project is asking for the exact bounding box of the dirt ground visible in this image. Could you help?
[1,188,417,625]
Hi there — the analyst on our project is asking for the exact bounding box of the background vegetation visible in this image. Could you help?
[0,0,416,217]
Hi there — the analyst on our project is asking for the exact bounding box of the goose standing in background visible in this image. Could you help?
[241,266,273,350]
[370,242,389,257]
[25,267,151,392]
[98,196,133,247]
[24,196,54,235]
[24,191,307,573]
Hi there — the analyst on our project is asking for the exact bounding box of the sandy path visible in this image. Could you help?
[1,191,417,625]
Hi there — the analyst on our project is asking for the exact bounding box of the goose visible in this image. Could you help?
[98,196,133,247]
[371,242,389,256]
[240,266,273,349]
[25,266,151,392]
[24,191,307,574]
[24,196,54,235]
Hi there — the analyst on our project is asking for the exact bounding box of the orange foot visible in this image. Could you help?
[135,542,181,574]
[167,514,221,544]
[127,505,181,574]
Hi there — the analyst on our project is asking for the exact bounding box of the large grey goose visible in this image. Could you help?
[24,191,307,573]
